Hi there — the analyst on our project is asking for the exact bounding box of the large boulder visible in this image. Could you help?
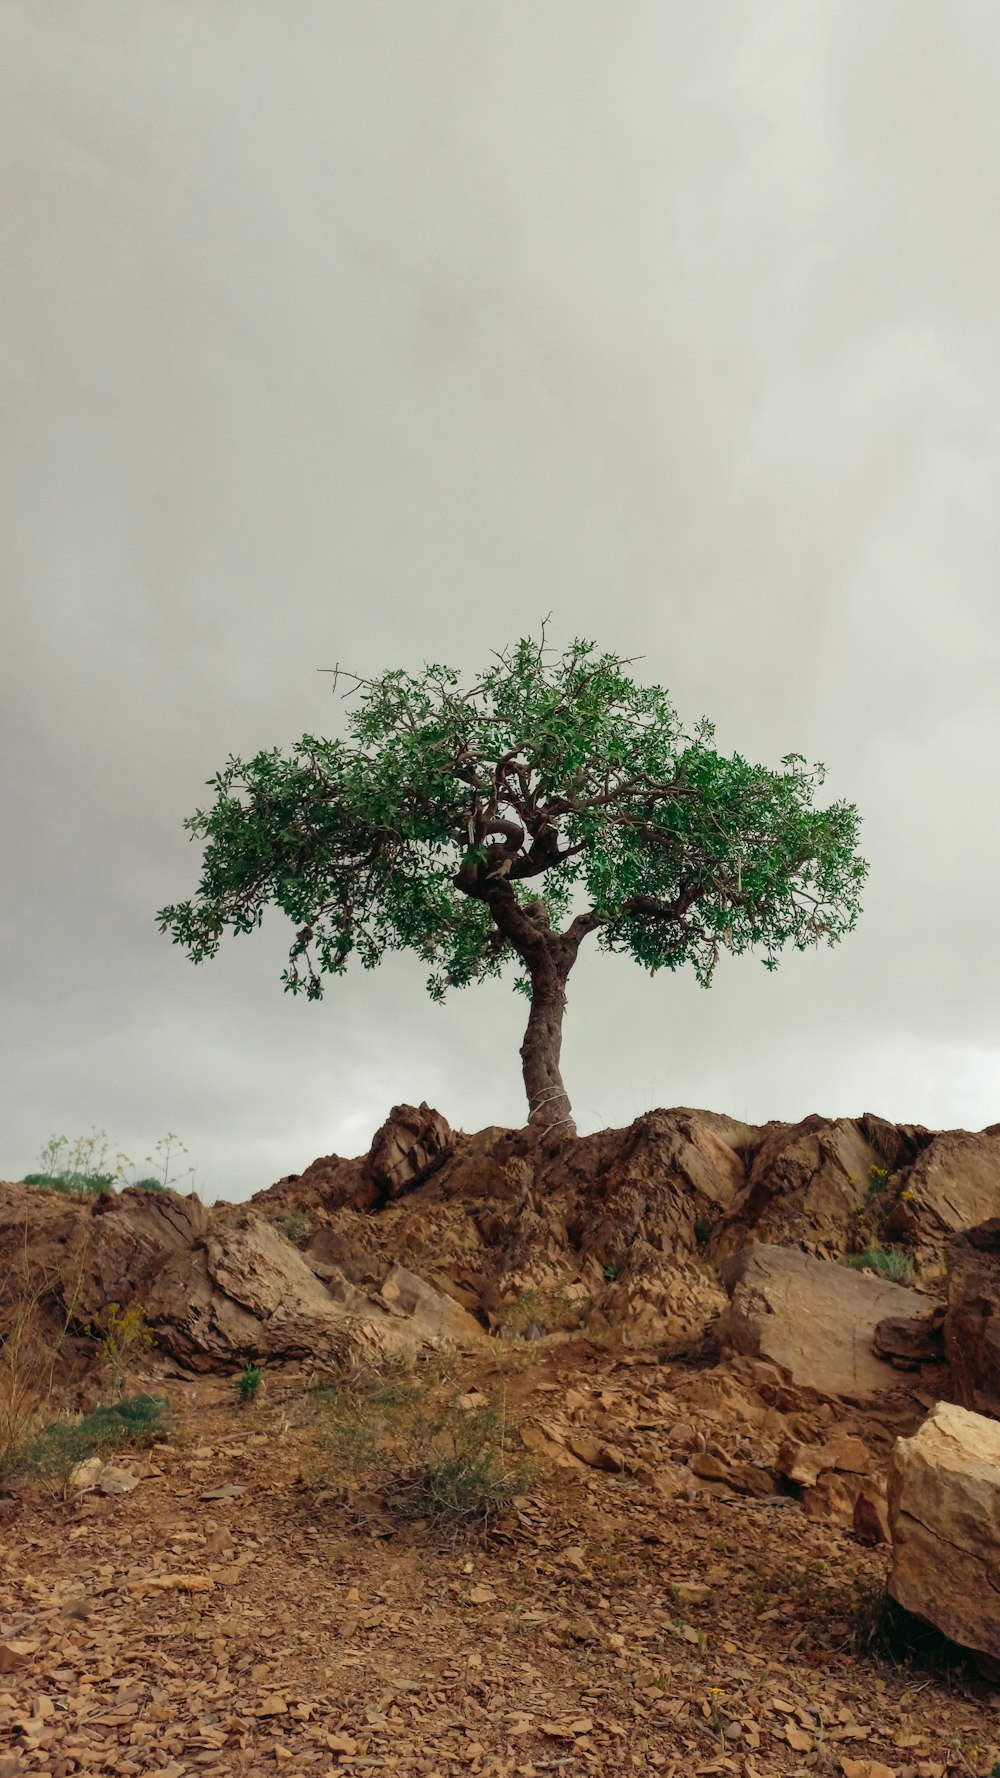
[943,1218,1000,1417]
[719,1244,935,1401]
[893,1129,1000,1248]
[365,1102,454,1205]
[888,1401,1000,1665]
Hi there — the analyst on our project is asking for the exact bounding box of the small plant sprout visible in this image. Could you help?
[234,1362,264,1405]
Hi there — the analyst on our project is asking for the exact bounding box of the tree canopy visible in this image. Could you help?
[159,633,867,1132]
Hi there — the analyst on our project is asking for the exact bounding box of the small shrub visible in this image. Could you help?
[1,1224,91,1485]
[316,1368,534,1526]
[7,1393,170,1487]
[89,1301,155,1395]
[395,1392,531,1523]
[24,1129,198,1197]
[234,1362,265,1405]
[843,1246,914,1286]
[693,1215,712,1248]
[23,1170,115,1196]
[268,1210,310,1247]
[602,1260,621,1282]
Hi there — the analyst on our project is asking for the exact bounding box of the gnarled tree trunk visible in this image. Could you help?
[521,958,574,1135]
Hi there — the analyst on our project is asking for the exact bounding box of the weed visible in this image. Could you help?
[843,1246,914,1285]
[494,1290,542,1339]
[24,1128,198,1197]
[88,1301,155,1396]
[602,1260,621,1282]
[0,1222,90,1485]
[234,1362,265,1405]
[693,1215,712,1247]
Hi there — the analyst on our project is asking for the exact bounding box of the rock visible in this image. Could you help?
[943,1219,1000,1418]
[377,1265,484,1343]
[720,1244,932,1402]
[365,1103,454,1205]
[726,1462,775,1498]
[899,1129,1000,1246]
[873,1309,944,1368]
[887,1400,1000,1663]
[801,1471,859,1526]
[777,1439,836,1487]
[67,1456,103,1492]
[828,1433,873,1474]
[840,1761,898,1778]
[672,1581,711,1605]
[853,1483,891,1545]
[96,1464,139,1494]
[0,1180,485,1379]
[717,1116,896,1258]
[567,1434,626,1472]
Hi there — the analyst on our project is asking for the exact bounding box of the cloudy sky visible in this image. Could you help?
[4,2,999,1201]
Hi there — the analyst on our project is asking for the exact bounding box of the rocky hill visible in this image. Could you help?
[3,1103,1000,1772]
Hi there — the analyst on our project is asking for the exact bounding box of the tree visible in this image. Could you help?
[158,632,867,1134]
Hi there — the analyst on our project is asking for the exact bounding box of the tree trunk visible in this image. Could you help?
[521,963,575,1135]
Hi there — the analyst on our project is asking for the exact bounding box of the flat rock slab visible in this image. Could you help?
[888,1400,1000,1663]
[720,1244,932,1401]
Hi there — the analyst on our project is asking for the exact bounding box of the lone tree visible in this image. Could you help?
[158,633,867,1134]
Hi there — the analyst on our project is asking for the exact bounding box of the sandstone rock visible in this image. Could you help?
[726,1462,775,1498]
[852,1482,891,1545]
[717,1116,889,1258]
[377,1264,484,1343]
[690,1452,729,1481]
[943,1219,1000,1418]
[0,1181,484,1379]
[777,1439,837,1488]
[365,1103,454,1205]
[801,1470,859,1526]
[567,1434,626,1472]
[899,1129,1000,1246]
[873,1309,944,1369]
[888,1400,1000,1662]
[720,1244,931,1402]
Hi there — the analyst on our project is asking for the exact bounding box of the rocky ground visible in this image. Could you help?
[3,1104,1000,1777]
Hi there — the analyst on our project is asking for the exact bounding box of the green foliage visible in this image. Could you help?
[316,1368,533,1525]
[25,1129,196,1197]
[88,1301,155,1395]
[693,1214,712,1247]
[866,1164,891,1198]
[23,1171,114,1197]
[268,1210,310,1247]
[398,1392,529,1523]
[843,1246,914,1285]
[159,632,867,1005]
[8,1393,170,1487]
[233,1362,264,1405]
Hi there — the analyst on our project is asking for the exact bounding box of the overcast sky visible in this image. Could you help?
[3,2,999,1202]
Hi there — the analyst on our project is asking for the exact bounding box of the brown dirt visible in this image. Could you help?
[2,1342,998,1778]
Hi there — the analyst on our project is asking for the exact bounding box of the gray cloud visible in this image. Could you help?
[3,1,999,1199]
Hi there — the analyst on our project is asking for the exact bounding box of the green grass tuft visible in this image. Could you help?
[843,1245,914,1285]
[4,1393,170,1488]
